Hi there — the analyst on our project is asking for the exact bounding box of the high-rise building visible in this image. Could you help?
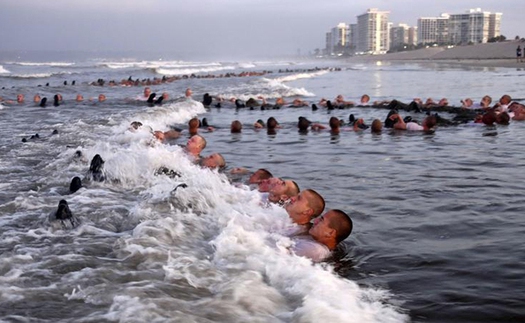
[417,14,449,45]
[488,12,502,39]
[408,26,418,46]
[356,8,390,54]
[390,23,410,50]
[325,23,350,55]
[418,9,502,45]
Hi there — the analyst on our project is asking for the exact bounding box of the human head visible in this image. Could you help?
[267,117,278,129]
[268,179,300,203]
[499,94,512,105]
[17,94,24,103]
[254,119,265,129]
[481,95,492,107]
[496,112,510,125]
[371,119,383,133]
[186,134,206,156]
[185,88,192,98]
[162,92,169,100]
[231,120,243,133]
[249,168,273,184]
[144,87,151,98]
[76,94,84,102]
[201,153,225,169]
[98,94,106,102]
[360,94,370,104]
[438,98,448,107]
[309,209,353,250]
[298,117,311,131]
[482,111,497,125]
[329,117,340,130]
[188,117,200,135]
[153,131,165,141]
[423,115,437,129]
[33,94,41,103]
[285,189,325,225]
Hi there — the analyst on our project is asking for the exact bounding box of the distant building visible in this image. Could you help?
[390,23,410,50]
[488,12,502,39]
[325,23,351,56]
[417,9,502,45]
[356,8,390,54]
[417,14,449,45]
[408,26,418,46]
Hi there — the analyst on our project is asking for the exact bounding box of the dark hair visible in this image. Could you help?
[267,117,278,129]
[231,120,243,133]
[329,117,340,129]
[329,209,353,244]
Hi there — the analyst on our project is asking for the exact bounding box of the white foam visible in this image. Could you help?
[0,65,10,74]
[155,66,235,76]
[15,62,75,67]
[273,70,329,83]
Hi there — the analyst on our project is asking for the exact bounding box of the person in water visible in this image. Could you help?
[389,113,437,131]
[284,189,325,236]
[185,134,207,159]
[267,178,300,204]
[291,209,353,262]
[200,153,226,169]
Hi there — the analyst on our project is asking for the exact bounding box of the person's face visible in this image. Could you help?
[285,191,312,224]
[98,94,106,102]
[308,211,336,241]
[202,154,223,168]
[249,170,266,184]
[185,88,192,97]
[17,94,24,103]
[187,135,203,152]
[269,179,295,198]
[144,88,151,97]
[258,177,281,192]
[33,95,41,103]
[76,94,83,102]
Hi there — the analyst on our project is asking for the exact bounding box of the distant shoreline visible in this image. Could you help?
[338,40,525,69]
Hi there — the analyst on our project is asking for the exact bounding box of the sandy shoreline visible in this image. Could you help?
[343,40,525,68]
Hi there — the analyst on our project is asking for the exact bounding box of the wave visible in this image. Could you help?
[155,65,235,76]
[273,70,329,83]
[99,61,223,70]
[2,71,74,79]
[0,65,10,74]
[13,62,75,67]
[0,103,6,110]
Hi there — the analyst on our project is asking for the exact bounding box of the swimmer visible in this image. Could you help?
[200,153,226,169]
[76,94,84,102]
[185,88,193,99]
[291,209,353,262]
[285,189,325,235]
[231,120,242,133]
[185,134,206,159]
[389,113,437,131]
[248,168,273,184]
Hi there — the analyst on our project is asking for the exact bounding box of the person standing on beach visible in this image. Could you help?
[517,45,522,63]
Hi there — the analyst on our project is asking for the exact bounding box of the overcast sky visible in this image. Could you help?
[0,0,521,60]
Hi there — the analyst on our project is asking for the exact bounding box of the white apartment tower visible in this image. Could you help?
[356,8,390,54]
[390,23,410,49]
[325,23,350,55]
[417,14,449,45]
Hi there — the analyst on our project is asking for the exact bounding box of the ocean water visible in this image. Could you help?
[0,54,524,323]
